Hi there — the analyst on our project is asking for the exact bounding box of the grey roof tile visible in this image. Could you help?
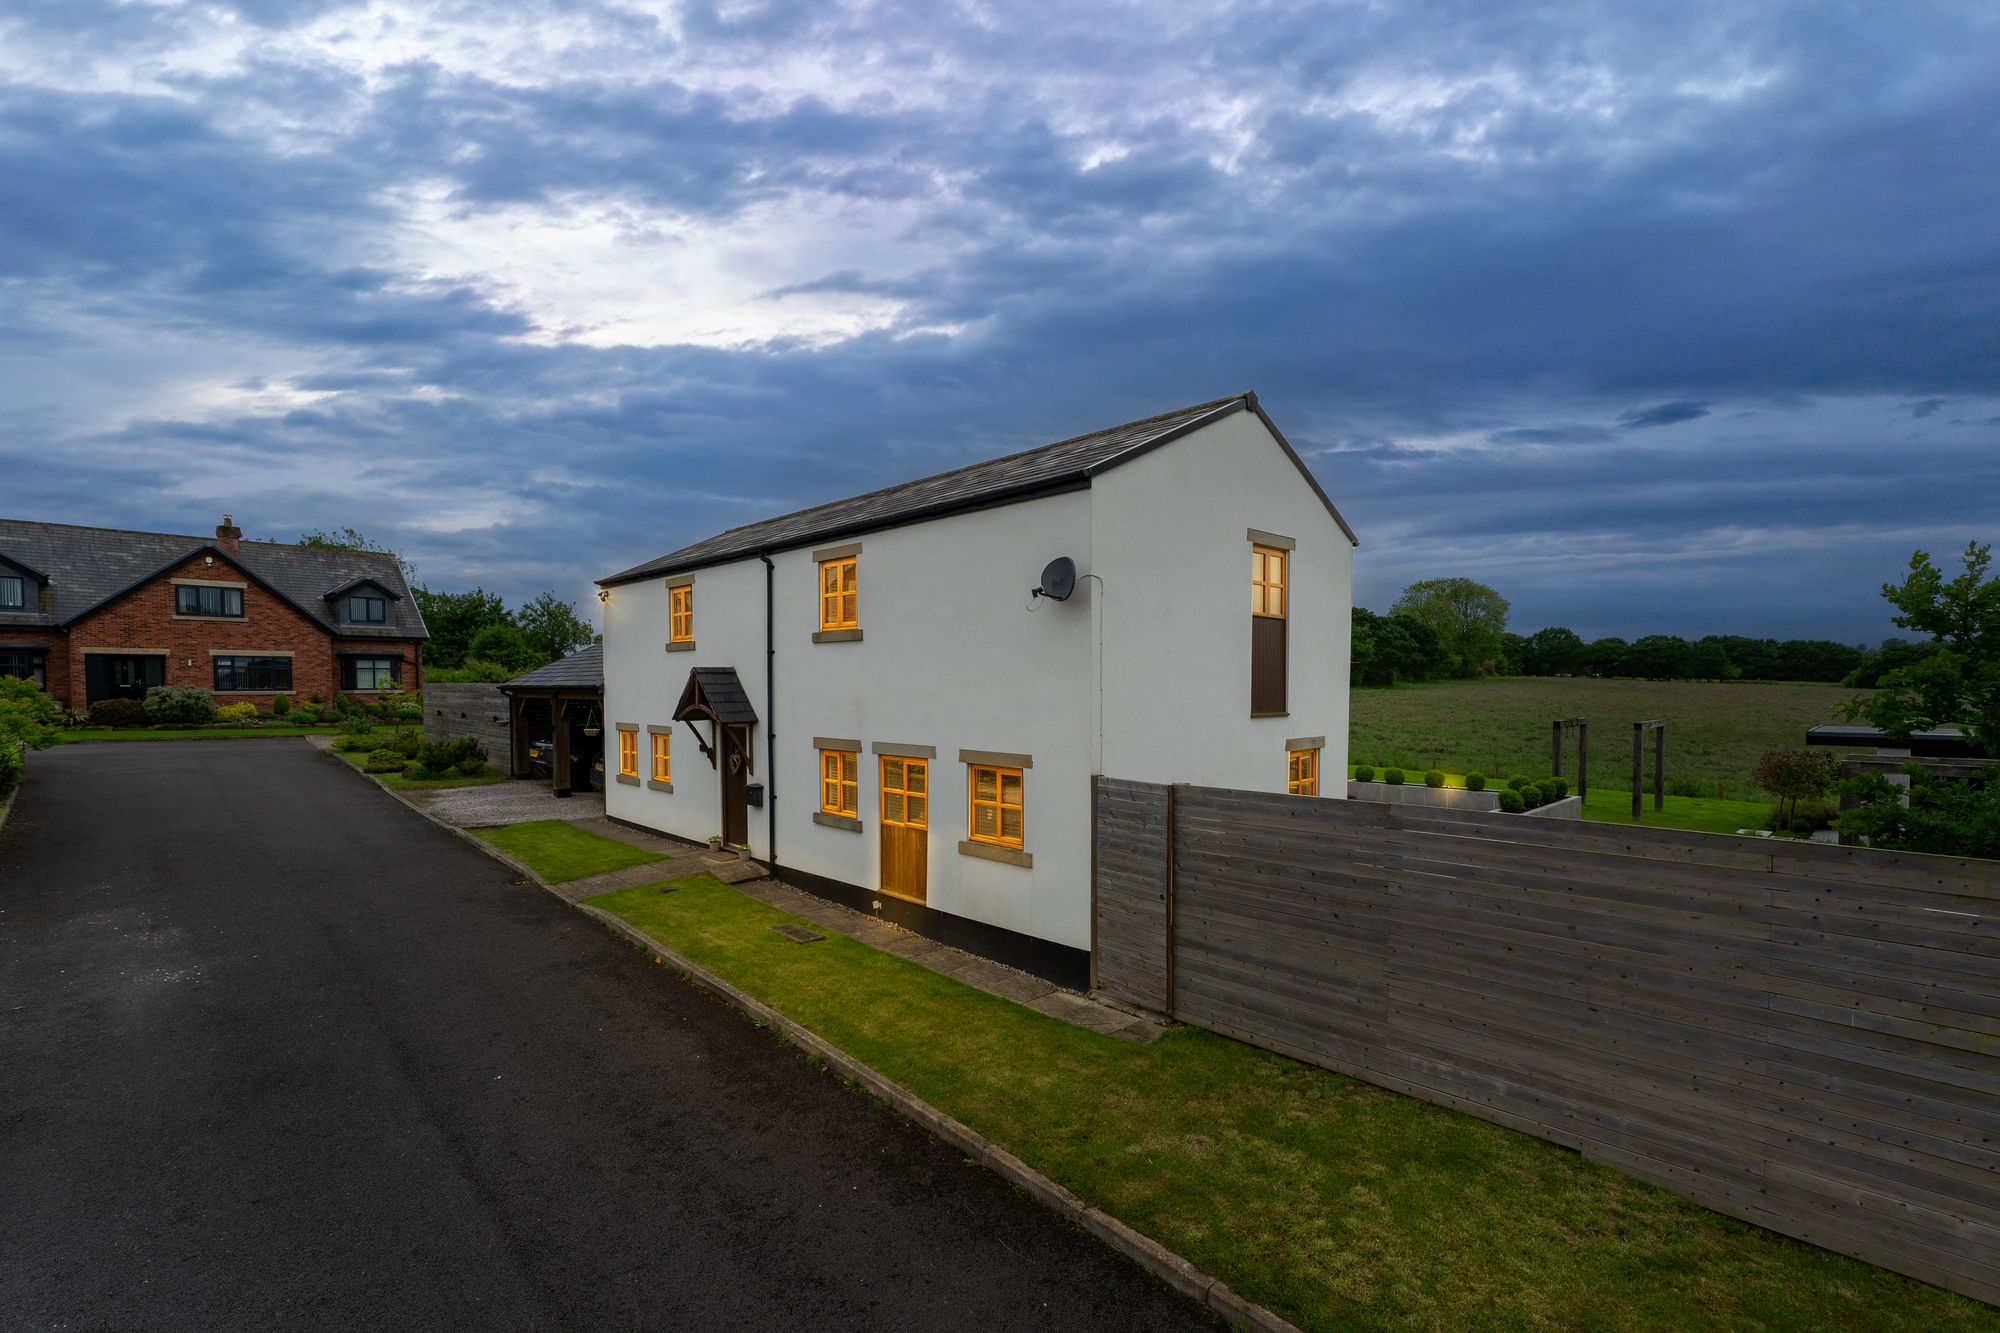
[501,643,603,692]
[601,394,1264,585]
[0,518,428,639]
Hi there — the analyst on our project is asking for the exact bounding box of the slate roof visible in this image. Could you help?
[500,643,603,693]
[676,666,758,726]
[0,518,428,640]
[600,392,1355,586]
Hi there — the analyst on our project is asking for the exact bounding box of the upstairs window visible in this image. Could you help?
[347,594,389,624]
[820,748,858,816]
[669,585,693,643]
[176,585,244,618]
[967,764,1024,848]
[819,557,857,631]
[1252,546,1287,618]
[1288,747,1318,797]
[0,576,22,610]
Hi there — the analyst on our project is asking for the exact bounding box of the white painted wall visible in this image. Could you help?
[1089,408,1353,791]
[600,402,1354,952]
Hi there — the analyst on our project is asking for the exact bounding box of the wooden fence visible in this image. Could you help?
[1091,777,2000,1304]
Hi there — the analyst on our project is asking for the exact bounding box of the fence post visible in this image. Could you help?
[1579,721,1589,800]
[1552,720,1562,779]
[1164,783,1177,1020]
[1655,724,1666,813]
[1632,722,1643,820]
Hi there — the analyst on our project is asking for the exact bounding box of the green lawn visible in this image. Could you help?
[58,725,341,743]
[1344,764,1777,838]
[331,747,512,791]
[1351,677,1857,801]
[477,819,665,883]
[590,873,1996,1333]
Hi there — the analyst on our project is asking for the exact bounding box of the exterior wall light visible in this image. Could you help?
[597,588,611,603]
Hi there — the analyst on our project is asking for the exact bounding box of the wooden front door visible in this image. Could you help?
[720,725,750,847]
[879,755,928,902]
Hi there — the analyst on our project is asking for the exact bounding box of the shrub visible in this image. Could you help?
[0,677,64,750]
[1543,776,1569,799]
[392,730,424,759]
[144,685,216,725]
[0,743,21,799]
[339,712,374,736]
[1756,748,1845,831]
[215,702,259,722]
[87,698,149,728]
[1353,765,1376,783]
[1423,769,1445,788]
[333,732,380,753]
[270,692,291,717]
[413,735,486,778]
[1464,772,1486,791]
[1534,783,1562,807]
[1383,768,1406,786]
[1497,788,1525,813]
[363,749,409,773]
[1506,774,1534,793]
[1790,817,1812,839]
[1518,784,1544,809]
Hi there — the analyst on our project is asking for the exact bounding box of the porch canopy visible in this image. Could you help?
[500,644,603,793]
[673,666,758,774]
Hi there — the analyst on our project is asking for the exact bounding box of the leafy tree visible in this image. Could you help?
[1843,638,1944,688]
[1585,636,1630,677]
[1688,640,1737,681]
[0,676,63,751]
[1496,632,1530,675]
[1754,748,1844,831]
[1629,634,1696,680]
[1518,626,1586,676]
[298,527,417,583]
[412,586,513,670]
[1842,542,2000,748]
[468,623,545,674]
[517,591,596,663]
[1836,767,2000,859]
[1390,578,1510,678]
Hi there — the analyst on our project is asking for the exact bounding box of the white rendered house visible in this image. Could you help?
[596,394,1356,983]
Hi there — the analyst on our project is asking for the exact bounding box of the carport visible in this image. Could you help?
[501,644,604,796]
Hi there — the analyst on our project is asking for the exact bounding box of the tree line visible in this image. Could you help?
[1351,574,1918,686]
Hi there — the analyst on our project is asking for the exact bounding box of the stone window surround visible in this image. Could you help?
[957,747,1033,868]
[811,542,861,644]
[614,722,641,786]
[645,723,674,792]
[664,574,696,652]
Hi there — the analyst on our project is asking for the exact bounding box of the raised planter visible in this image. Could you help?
[1347,781,1499,812]
[1521,795,1582,820]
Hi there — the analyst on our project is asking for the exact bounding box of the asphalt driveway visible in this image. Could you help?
[0,741,1216,1331]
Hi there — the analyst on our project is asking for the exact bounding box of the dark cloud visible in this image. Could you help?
[1618,402,1712,429]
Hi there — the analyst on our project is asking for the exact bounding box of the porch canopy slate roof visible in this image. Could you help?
[675,666,758,727]
[600,391,1356,588]
[500,643,603,694]
[0,518,428,640]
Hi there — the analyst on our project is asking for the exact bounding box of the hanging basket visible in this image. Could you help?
[583,725,601,738]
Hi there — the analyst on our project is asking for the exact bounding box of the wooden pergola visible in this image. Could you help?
[500,645,603,796]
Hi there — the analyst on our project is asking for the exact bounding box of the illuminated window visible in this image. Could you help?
[880,756,928,829]
[669,585,693,643]
[820,748,858,815]
[1288,747,1318,797]
[651,731,671,783]
[819,557,857,630]
[1252,545,1287,618]
[967,764,1024,848]
[618,729,638,778]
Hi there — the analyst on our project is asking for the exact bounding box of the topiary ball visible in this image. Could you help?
[1497,789,1524,813]
[1383,768,1406,786]
[1465,773,1486,791]
[1424,769,1445,788]
[1353,765,1375,783]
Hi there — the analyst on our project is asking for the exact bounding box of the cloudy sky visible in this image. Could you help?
[2,0,1994,643]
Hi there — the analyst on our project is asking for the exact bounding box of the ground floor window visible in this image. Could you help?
[618,728,638,778]
[340,656,399,690]
[213,655,293,692]
[967,764,1024,847]
[0,649,46,687]
[820,748,858,816]
[651,731,670,782]
[1288,747,1318,796]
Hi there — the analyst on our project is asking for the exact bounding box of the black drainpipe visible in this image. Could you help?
[760,551,777,869]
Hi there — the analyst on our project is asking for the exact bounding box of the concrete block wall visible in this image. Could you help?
[425,683,510,769]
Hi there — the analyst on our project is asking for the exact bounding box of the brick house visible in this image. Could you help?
[0,516,428,711]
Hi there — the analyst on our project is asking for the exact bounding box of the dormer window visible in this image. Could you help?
[0,575,21,610]
[348,594,389,624]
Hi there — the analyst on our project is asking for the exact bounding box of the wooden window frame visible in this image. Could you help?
[669,584,693,644]
[820,748,859,816]
[880,755,929,830]
[818,556,858,631]
[651,730,671,783]
[1288,747,1318,797]
[1253,544,1287,620]
[966,763,1025,849]
[618,728,639,778]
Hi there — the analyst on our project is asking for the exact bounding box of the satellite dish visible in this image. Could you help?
[1034,556,1077,602]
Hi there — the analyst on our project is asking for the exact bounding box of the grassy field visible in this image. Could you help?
[587,866,1996,1333]
[477,818,664,882]
[1351,677,1858,802]
[58,725,341,743]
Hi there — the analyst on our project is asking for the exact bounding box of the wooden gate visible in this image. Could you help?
[1090,778,1170,1011]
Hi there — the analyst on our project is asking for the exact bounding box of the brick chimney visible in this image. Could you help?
[215,514,242,557]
